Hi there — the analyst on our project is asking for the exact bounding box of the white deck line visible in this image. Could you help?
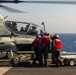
[0,67,12,75]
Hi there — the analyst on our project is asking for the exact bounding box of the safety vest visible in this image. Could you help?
[54,38,62,50]
[41,35,49,46]
[33,37,40,48]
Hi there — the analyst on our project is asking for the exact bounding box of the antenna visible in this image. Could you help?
[4,15,8,19]
[41,22,45,31]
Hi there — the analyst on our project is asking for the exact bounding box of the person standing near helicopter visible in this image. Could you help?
[51,34,62,67]
[39,32,50,67]
[32,35,41,64]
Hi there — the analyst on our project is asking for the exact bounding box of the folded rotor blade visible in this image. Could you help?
[0,5,26,13]
[19,1,76,5]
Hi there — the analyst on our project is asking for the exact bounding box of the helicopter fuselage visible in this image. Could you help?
[0,15,44,52]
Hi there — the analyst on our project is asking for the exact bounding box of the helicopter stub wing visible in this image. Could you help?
[0,37,16,51]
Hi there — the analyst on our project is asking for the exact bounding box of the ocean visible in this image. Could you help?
[58,33,76,52]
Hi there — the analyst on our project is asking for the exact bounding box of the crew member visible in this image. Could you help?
[32,35,41,64]
[52,34,62,67]
[39,32,50,66]
[50,34,56,64]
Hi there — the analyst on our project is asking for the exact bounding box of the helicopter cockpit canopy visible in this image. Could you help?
[5,21,44,36]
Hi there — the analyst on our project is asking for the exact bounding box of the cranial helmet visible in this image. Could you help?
[54,34,59,38]
[44,32,49,35]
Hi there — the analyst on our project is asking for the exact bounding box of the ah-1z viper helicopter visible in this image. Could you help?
[0,0,76,58]
[0,14,45,58]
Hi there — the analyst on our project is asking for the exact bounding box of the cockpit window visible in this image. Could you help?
[5,21,29,32]
[5,21,44,36]
[28,25,38,35]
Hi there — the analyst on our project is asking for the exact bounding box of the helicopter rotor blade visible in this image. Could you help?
[1,0,76,13]
[18,1,76,5]
[0,0,76,4]
[0,5,26,13]
[0,0,18,3]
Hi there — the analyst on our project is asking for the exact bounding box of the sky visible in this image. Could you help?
[1,0,76,34]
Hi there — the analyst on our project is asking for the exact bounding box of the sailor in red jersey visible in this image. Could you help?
[39,32,50,66]
[54,37,62,50]
[52,34,62,67]
[32,35,41,64]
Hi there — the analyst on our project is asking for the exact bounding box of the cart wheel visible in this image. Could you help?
[63,59,69,66]
[69,59,75,66]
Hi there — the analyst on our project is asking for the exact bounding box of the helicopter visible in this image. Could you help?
[0,0,76,58]
[1,0,76,13]
[0,14,45,58]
